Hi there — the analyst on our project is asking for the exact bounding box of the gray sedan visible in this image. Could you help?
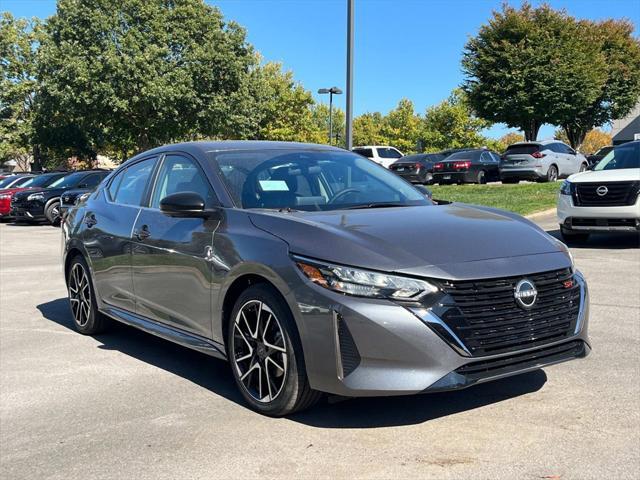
[62,141,590,416]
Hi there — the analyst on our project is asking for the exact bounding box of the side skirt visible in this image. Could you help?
[101,306,227,360]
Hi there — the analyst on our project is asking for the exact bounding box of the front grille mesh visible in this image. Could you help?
[433,268,580,356]
[573,181,639,207]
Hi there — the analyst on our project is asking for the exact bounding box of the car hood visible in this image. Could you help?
[568,168,640,183]
[249,204,571,280]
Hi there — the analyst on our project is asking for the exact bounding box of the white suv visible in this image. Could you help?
[501,140,588,183]
[352,145,404,168]
[557,140,640,242]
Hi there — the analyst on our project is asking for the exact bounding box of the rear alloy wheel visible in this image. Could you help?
[546,165,558,182]
[67,255,108,334]
[477,170,487,184]
[228,284,321,416]
[45,201,61,225]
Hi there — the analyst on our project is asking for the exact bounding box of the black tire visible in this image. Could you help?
[45,200,61,225]
[477,170,487,184]
[227,284,321,416]
[66,255,109,335]
[545,165,558,182]
[560,226,590,243]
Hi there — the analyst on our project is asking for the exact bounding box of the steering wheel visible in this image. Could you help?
[329,187,361,204]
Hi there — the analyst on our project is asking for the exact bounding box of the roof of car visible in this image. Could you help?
[125,141,343,164]
[352,145,397,149]
[508,139,560,147]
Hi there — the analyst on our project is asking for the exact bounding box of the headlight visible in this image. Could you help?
[27,192,44,201]
[560,180,572,195]
[293,256,438,300]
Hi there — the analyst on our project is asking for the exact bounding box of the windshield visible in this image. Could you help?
[18,173,64,188]
[48,172,84,189]
[446,150,481,161]
[211,149,429,211]
[0,176,19,188]
[594,142,639,171]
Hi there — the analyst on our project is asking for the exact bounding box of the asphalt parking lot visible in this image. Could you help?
[1,216,639,480]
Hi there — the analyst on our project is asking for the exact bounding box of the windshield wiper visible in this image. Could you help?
[342,202,411,210]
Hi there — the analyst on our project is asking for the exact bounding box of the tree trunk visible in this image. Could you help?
[31,144,43,172]
[562,123,589,151]
[523,119,542,142]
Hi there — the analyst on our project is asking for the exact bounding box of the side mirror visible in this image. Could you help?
[415,184,433,199]
[160,192,208,217]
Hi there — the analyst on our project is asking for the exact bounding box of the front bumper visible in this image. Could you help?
[10,200,46,220]
[557,194,640,232]
[289,270,590,397]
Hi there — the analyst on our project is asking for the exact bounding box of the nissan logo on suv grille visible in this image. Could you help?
[596,185,608,196]
[514,279,537,308]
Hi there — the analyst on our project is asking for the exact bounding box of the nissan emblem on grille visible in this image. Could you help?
[596,185,608,196]
[514,279,537,309]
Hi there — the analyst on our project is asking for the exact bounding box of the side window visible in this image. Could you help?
[79,173,105,189]
[480,152,491,163]
[353,148,373,158]
[377,148,402,159]
[107,170,124,201]
[113,158,156,206]
[150,155,216,209]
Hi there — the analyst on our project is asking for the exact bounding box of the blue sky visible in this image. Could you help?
[3,0,639,139]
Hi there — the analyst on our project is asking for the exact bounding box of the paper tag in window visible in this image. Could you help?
[259,180,289,191]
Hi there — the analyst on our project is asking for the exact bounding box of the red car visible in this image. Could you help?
[0,172,67,221]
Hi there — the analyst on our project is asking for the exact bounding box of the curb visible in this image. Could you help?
[525,207,556,219]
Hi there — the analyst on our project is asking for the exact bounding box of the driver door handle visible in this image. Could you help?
[134,225,151,241]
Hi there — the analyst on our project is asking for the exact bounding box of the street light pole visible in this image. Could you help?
[345,0,354,150]
[318,87,342,145]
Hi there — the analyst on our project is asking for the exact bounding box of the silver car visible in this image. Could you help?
[501,140,589,183]
[62,141,591,416]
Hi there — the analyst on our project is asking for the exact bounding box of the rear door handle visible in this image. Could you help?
[84,214,97,228]
[135,225,151,241]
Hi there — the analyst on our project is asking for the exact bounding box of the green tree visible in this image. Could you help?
[559,19,640,149]
[353,112,387,147]
[35,0,255,162]
[462,3,605,142]
[250,61,324,143]
[310,102,345,146]
[420,89,490,151]
[381,98,421,153]
[0,13,40,170]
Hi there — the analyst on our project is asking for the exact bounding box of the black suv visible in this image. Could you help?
[11,170,110,225]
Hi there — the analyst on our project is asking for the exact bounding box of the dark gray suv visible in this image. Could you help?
[62,141,591,416]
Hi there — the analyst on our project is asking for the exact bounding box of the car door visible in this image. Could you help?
[87,157,157,313]
[555,143,573,176]
[131,153,219,338]
[564,145,581,174]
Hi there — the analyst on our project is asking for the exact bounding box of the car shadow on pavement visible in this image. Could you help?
[38,297,547,428]
[37,297,244,406]
[546,228,640,249]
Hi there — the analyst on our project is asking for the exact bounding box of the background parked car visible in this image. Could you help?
[586,146,614,167]
[352,145,404,168]
[500,140,588,183]
[11,170,110,225]
[0,174,35,190]
[557,140,640,242]
[432,149,501,184]
[388,152,446,184]
[60,187,99,216]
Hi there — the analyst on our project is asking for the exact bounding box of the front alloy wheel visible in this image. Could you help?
[228,284,321,416]
[232,300,288,403]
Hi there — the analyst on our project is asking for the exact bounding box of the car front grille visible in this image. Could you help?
[432,268,581,357]
[573,181,639,207]
[455,340,586,381]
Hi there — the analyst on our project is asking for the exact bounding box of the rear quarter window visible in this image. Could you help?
[353,148,374,158]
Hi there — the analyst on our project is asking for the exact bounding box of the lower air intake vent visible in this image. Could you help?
[336,315,361,378]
